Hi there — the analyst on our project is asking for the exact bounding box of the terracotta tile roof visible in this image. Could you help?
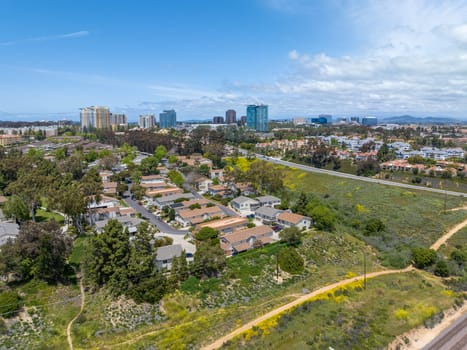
[221,225,273,244]
[277,212,307,225]
[178,205,224,220]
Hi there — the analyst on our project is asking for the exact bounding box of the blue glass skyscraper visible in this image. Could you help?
[159,109,177,128]
[246,104,268,132]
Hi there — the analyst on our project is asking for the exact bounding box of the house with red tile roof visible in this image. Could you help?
[277,212,312,230]
[220,225,274,256]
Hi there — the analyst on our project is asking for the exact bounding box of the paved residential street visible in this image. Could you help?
[123,188,185,235]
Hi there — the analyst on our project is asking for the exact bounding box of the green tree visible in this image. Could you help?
[364,218,385,236]
[193,241,226,278]
[356,159,380,177]
[168,170,184,188]
[412,247,437,269]
[3,195,30,223]
[308,204,335,231]
[0,291,22,318]
[86,220,131,295]
[278,247,304,274]
[130,183,145,200]
[434,259,449,277]
[2,221,72,282]
[199,164,211,177]
[195,227,219,241]
[279,226,303,246]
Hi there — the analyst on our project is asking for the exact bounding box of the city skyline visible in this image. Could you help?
[2,0,467,120]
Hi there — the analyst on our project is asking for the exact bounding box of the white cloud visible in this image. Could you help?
[0,31,89,46]
[274,0,467,116]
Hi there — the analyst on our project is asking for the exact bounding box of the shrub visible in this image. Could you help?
[434,260,449,277]
[364,218,385,236]
[412,248,437,269]
[278,247,304,274]
[0,290,22,318]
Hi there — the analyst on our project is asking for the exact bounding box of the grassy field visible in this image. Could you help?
[0,280,79,350]
[282,166,466,267]
[221,271,462,350]
[35,208,65,224]
[67,230,382,349]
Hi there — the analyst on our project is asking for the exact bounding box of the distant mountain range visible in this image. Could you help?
[381,115,465,124]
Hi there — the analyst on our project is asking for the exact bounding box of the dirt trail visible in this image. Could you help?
[67,272,85,350]
[104,215,467,350]
[430,217,467,250]
[201,267,413,350]
[202,214,467,350]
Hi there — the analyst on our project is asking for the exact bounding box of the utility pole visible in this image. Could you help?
[363,251,367,290]
[444,190,447,214]
[276,254,279,281]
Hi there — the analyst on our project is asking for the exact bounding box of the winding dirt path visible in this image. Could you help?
[430,217,467,250]
[105,214,467,350]
[67,272,85,350]
[202,213,467,350]
[201,267,413,350]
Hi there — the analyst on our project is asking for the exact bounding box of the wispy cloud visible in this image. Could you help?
[0,30,89,46]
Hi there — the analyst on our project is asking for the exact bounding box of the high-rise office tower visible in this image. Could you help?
[213,116,224,124]
[225,109,236,124]
[159,109,177,129]
[240,116,247,125]
[80,106,110,130]
[110,113,128,128]
[246,104,268,132]
[362,117,377,126]
[138,114,155,129]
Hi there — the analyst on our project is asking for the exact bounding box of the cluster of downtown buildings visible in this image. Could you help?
[79,104,270,132]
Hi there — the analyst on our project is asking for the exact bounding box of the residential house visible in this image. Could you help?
[153,193,195,209]
[220,225,274,256]
[256,195,281,208]
[254,206,284,224]
[0,221,19,246]
[195,217,248,235]
[99,171,113,182]
[176,205,225,227]
[88,195,119,209]
[145,186,183,199]
[171,198,211,211]
[277,212,312,230]
[141,174,165,183]
[208,184,232,198]
[231,182,256,196]
[95,216,144,234]
[193,176,213,193]
[155,244,194,270]
[103,182,118,195]
[230,196,260,215]
[210,169,224,180]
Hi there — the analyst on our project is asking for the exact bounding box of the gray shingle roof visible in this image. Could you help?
[231,196,259,205]
[255,206,283,218]
[256,195,280,203]
[0,222,19,246]
[155,244,183,261]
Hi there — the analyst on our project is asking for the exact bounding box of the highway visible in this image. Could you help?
[422,313,467,350]
[259,155,466,198]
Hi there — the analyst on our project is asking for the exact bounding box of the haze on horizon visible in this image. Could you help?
[1,0,467,121]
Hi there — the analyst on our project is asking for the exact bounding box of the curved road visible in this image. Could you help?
[259,155,466,198]
[123,186,186,235]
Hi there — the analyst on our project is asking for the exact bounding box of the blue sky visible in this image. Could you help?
[1,0,467,121]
